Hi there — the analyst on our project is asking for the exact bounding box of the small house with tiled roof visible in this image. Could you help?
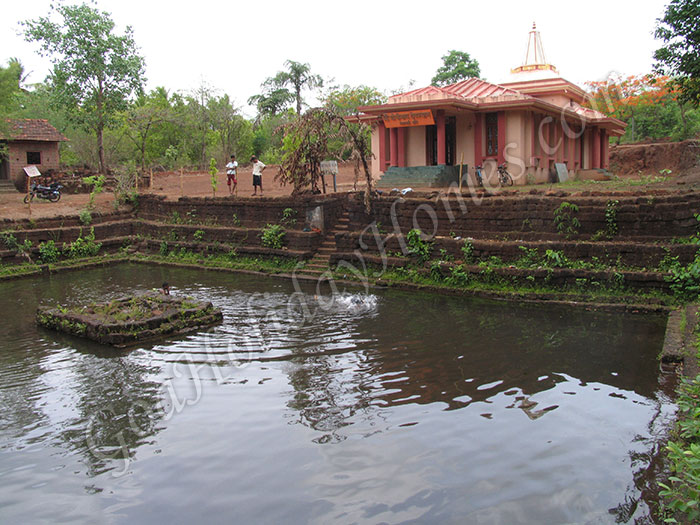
[353,24,626,187]
[0,119,67,190]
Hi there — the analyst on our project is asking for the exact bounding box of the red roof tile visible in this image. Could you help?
[2,119,67,142]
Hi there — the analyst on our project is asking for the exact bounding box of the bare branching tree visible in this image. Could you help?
[276,107,373,212]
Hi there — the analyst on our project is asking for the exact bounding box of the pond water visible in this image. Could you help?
[0,264,676,524]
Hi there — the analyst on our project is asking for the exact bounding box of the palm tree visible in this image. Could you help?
[265,60,323,115]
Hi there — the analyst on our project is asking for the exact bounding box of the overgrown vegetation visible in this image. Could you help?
[553,202,580,238]
[260,224,286,249]
[83,174,106,210]
[660,372,700,523]
[660,307,700,523]
[406,229,433,263]
[63,228,102,259]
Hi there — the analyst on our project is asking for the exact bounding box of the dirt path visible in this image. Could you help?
[2,156,699,223]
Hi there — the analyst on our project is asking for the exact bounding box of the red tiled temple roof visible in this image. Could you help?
[2,119,67,142]
[388,78,531,105]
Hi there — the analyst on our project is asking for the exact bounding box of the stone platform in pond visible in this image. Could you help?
[36,292,223,347]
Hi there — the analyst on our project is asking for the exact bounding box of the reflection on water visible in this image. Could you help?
[0,264,675,523]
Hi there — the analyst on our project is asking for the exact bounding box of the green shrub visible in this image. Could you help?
[554,202,580,238]
[605,200,620,238]
[666,250,700,300]
[159,241,169,257]
[63,228,102,259]
[543,249,569,268]
[281,208,297,226]
[406,229,433,263]
[38,240,60,264]
[260,224,285,249]
[517,246,540,268]
[193,229,205,242]
[461,239,475,264]
[660,374,700,523]
[79,209,92,226]
[0,232,20,252]
[83,174,106,209]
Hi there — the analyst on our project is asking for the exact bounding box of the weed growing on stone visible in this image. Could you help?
[260,224,286,249]
[554,202,580,238]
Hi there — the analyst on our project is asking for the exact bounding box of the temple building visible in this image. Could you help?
[354,23,626,187]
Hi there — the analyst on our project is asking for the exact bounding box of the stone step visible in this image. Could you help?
[304,264,328,272]
[0,181,18,193]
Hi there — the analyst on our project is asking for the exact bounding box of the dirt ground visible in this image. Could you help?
[1,143,700,223]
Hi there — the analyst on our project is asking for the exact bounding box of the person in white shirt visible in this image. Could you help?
[225,155,238,195]
[250,155,266,196]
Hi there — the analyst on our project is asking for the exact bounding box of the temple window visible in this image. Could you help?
[485,113,498,157]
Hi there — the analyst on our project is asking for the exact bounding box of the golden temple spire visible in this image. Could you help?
[511,22,558,75]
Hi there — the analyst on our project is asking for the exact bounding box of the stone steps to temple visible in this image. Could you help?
[0,181,18,194]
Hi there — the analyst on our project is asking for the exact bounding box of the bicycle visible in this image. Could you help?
[474,165,484,187]
[497,163,514,186]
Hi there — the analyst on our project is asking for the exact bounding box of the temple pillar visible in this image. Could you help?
[436,110,446,165]
[397,127,406,168]
[378,121,387,172]
[602,130,609,169]
[474,113,483,167]
[497,111,506,165]
[592,128,601,169]
[390,127,398,167]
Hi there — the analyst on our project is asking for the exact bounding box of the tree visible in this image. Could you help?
[0,60,22,117]
[207,94,252,164]
[120,88,173,174]
[0,60,24,158]
[248,88,294,119]
[654,0,700,106]
[431,50,481,87]
[23,3,146,173]
[277,107,373,211]
[585,74,700,142]
[323,84,386,116]
[256,60,323,116]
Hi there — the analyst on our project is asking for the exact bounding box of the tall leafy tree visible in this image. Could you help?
[0,59,24,158]
[654,0,700,106]
[0,60,22,117]
[207,94,252,163]
[431,50,481,87]
[323,85,386,116]
[248,88,294,119]
[586,74,700,142]
[120,87,174,173]
[23,3,146,173]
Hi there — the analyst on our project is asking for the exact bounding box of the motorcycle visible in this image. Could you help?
[24,181,63,203]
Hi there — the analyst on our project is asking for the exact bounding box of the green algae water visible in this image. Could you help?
[0,264,675,523]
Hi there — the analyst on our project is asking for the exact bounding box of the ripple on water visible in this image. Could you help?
[0,265,676,524]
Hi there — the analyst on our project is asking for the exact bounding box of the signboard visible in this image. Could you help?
[320,160,338,175]
[23,166,42,178]
[383,110,435,128]
[554,162,569,183]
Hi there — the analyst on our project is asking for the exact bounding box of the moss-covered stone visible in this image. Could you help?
[36,292,222,347]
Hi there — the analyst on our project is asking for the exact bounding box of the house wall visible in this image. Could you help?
[533,94,572,108]
[406,126,426,167]
[504,111,528,185]
[455,113,475,168]
[7,141,60,189]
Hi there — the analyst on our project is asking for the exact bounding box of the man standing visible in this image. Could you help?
[251,155,266,196]
[225,155,238,196]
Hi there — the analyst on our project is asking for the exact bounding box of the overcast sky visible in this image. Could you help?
[2,0,670,118]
